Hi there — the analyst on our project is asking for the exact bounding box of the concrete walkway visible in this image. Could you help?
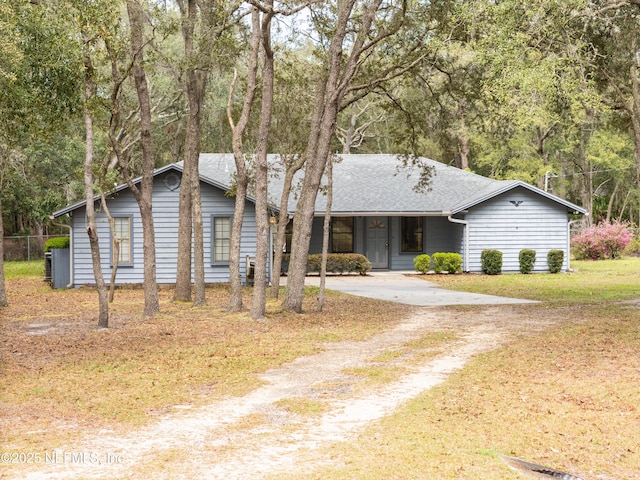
[302,272,538,306]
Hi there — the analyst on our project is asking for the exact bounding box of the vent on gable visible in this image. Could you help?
[164,172,181,191]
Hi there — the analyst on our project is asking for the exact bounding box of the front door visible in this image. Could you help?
[366,216,389,269]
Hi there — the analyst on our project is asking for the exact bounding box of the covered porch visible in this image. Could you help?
[305,215,466,271]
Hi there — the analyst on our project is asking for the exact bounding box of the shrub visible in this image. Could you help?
[306,253,371,275]
[44,237,70,252]
[413,254,431,274]
[481,249,502,275]
[624,235,640,256]
[432,252,463,274]
[571,221,633,260]
[547,249,564,274]
[518,249,536,274]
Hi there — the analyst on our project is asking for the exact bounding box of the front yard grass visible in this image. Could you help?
[423,258,640,306]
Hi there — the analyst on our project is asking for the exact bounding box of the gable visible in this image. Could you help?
[451,180,586,215]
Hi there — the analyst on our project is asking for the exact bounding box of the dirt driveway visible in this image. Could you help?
[9,302,558,480]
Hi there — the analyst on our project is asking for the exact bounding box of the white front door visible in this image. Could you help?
[366,216,389,269]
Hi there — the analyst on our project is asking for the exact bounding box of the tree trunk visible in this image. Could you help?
[606,181,619,223]
[126,0,160,316]
[458,133,470,171]
[227,9,261,312]
[283,0,363,313]
[228,173,248,312]
[0,195,7,307]
[341,108,357,154]
[457,101,470,170]
[82,36,109,329]
[174,0,210,305]
[174,166,193,301]
[578,122,593,227]
[269,155,305,299]
[100,193,119,303]
[250,5,275,321]
[629,63,640,218]
[174,0,198,303]
[317,154,333,312]
[191,144,206,307]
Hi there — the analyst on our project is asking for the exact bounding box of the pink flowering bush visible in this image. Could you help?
[571,221,633,260]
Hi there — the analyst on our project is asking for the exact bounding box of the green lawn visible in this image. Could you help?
[425,257,640,306]
[3,261,44,279]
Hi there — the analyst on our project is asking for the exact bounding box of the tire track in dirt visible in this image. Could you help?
[12,306,541,480]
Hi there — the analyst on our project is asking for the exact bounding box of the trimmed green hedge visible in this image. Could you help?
[282,253,372,275]
[519,249,536,274]
[44,237,70,252]
[547,249,564,274]
[413,254,431,274]
[432,252,462,274]
[481,249,502,275]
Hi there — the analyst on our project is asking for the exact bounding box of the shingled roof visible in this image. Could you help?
[198,153,586,216]
[52,153,586,218]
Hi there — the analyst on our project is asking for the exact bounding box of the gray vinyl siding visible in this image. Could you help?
[425,217,458,256]
[465,187,569,273]
[69,171,257,286]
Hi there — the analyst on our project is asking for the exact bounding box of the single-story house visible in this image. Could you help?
[51,153,586,287]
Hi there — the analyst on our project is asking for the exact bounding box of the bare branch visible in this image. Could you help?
[244,0,318,16]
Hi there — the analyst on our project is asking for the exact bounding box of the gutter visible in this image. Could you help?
[447,215,469,272]
[49,215,73,288]
[315,211,449,217]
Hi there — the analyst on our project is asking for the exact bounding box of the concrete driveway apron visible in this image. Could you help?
[303,272,538,306]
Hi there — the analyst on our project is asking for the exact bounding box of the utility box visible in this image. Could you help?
[51,248,70,289]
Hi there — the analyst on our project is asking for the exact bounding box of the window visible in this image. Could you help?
[401,217,423,253]
[331,217,354,253]
[112,216,132,265]
[212,216,231,263]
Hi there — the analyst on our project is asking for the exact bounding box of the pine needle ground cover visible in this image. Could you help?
[1,259,639,479]
[0,266,411,452]
[291,304,639,480]
[273,259,640,480]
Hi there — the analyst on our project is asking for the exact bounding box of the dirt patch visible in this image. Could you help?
[3,303,562,480]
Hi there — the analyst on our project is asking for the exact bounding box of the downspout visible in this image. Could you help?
[49,214,73,288]
[447,215,469,272]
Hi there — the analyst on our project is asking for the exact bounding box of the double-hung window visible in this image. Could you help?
[212,216,231,264]
[401,217,423,253]
[112,216,133,266]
